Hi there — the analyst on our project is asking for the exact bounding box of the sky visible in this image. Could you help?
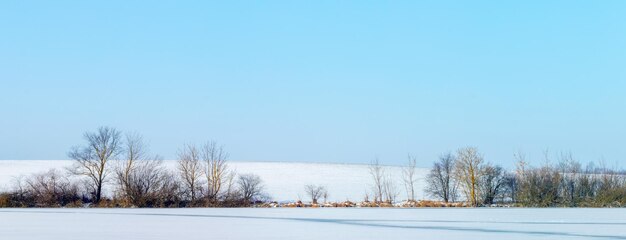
[1,1,625,168]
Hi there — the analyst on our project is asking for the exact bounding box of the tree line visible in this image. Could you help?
[1,127,626,208]
[0,127,267,207]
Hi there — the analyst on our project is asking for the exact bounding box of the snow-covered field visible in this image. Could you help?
[0,160,430,202]
[2,161,625,239]
[1,208,625,240]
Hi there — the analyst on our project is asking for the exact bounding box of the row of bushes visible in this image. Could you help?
[0,167,264,208]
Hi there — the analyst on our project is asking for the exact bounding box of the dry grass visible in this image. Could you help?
[263,200,468,208]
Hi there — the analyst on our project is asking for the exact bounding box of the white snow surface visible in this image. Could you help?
[0,160,430,202]
[1,208,625,240]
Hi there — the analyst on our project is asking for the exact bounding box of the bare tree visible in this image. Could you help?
[480,163,508,205]
[368,158,385,203]
[382,174,399,203]
[426,153,457,203]
[115,133,147,204]
[237,173,264,203]
[68,126,122,203]
[222,171,239,203]
[502,172,518,204]
[121,157,171,207]
[304,184,327,204]
[114,133,170,207]
[177,144,203,202]
[454,147,484,207]
[513,151,528,204]
[153,171,182,207]
[402,154,418,201]
[202,141,229,202]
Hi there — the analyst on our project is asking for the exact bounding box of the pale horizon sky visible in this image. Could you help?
[1,1,625,168]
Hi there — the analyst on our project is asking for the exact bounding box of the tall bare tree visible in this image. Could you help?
[202,141,229,202]
[402,154,418,201]
[221,171,238,203]
[238,173,264,203]
[480,163,508,205]
[426,153,457,203]
[513,151,528,203]
[177,144,203,202]
[68,126,122,203]
[454,147,484,206]
[368,158,385,203]
[115,133,147,202]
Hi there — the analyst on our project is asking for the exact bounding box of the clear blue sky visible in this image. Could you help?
[1,1,625,168]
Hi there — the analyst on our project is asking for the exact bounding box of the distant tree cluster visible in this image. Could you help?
[513,151,626,207]
[424,147,626,207]
[0,127,267,208]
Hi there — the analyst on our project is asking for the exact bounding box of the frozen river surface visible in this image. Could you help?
[1,208,625,240]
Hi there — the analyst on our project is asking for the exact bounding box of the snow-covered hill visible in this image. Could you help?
[0,160,430,202]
